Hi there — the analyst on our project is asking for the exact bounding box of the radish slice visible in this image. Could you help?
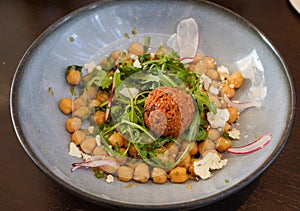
[177,18,199,63]
[167,18,199,63]
[166,33,179,53]
[105,75,115,121]
[71,156,118,172]
[227,133,272,154]
[224,94,257,112]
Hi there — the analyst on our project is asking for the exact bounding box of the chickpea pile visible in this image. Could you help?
[59,42,244,184]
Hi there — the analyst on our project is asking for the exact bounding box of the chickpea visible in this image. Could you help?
[73,96,87,110]
[100,157,118,174]
[88,99,101,108]
[66,117,81,133]
[133,163,150,183]
[128,144,138,157]
[110,50,123,62]
[177,153,191,169]
[80,137,96,154]
[165,142,179,156]
[59,98,73,114]
[167,155,176,165]
[190,61,208,74]
[206,69,219,80]
[109,131,125,148]
[96,91,109,104]
[228,72,244,89]
[198,139,215,155]
[223,122,232,133]
[93,146,108,156]
[73,107,90,120]
[83,86,97,100]
[115,148,127,165]
[207,128,221,142]
[127,160,142,169]
[66,69,81,85]
[227,107,239,123]
[156,46,168,55]
[190,52,203,64]
[71,130,86,145]
[208,94,223,108]
[99,57,113,71]
[156,149,169,165]
[118,166,134,182]
[93,110,105,125]
[169,167,189,183]
[216,137,232,152]
[204,57,215,69]
[221,84,235,99]
[181,142,198,156]
[151,167,168,184]
[128,42,144,56]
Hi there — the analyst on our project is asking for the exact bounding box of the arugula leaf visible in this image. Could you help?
[193,90,216,114]
[197,127,208,141]
[84,69,112,89]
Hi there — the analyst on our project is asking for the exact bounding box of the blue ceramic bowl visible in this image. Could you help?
[10,0,295,209]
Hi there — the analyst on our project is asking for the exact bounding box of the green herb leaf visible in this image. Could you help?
[193,90,216,114]
[84,69,112,89]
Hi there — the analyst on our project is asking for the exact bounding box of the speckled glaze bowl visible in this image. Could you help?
[10,0,295,209]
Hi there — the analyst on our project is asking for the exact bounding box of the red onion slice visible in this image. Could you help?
[71,156,118,172]
[227,133,272,154]
[224,94,257,112]
[105,75,115,121]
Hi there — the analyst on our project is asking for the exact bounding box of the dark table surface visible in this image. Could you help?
[1,0,299,210]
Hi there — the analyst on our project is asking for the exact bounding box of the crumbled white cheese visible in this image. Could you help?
[133,59,142,68]
[207,108,229,128]
[119,86,140,98]
[228,128,240,139]
[194,152,228,180]
[82,153,91,161]
[83,61,96,73]
[96,65,102,70]
[130,54,138,60]
[68,142,83,158]
[106,174,114,183]
[217,66,230,81]
[200,74,212,91]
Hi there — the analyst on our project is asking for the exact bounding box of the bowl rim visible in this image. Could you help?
[10,0,296,209]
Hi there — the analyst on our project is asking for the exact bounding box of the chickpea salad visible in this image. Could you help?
[58,18,271,184]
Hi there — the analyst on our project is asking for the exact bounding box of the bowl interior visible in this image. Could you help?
[11,0,294,209]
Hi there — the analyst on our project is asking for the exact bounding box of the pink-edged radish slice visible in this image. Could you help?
[167,18,200,63]
[227,133,272,154]
[167,33,179,53]
[105,74,115,121]
[177,18,199,63]
[224,94,257,112]
[71,156,118,172]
